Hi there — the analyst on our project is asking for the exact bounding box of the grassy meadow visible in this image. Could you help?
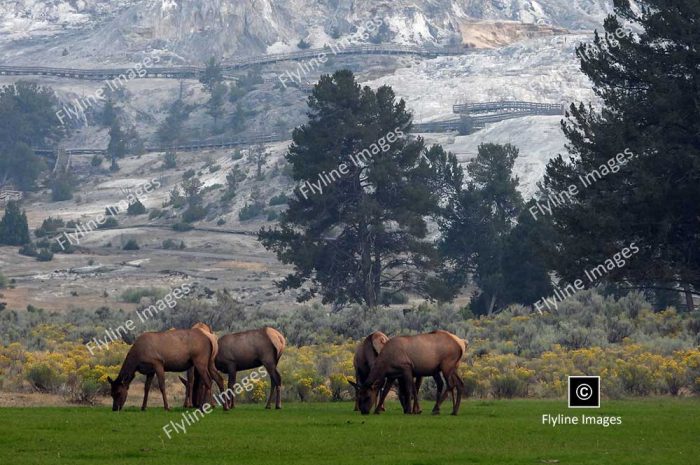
[0,399,698,465]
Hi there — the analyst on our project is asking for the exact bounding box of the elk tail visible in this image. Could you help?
[265,327,286,362]
[445,331,468,359]
[192,322,219,367]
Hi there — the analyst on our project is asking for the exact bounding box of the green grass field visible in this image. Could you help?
[1,399,698,464]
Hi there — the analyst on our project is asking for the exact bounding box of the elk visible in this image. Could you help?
[356,330,467,415]
[108,323,227,411]
[348,331,388,411]
[182,327,285,409]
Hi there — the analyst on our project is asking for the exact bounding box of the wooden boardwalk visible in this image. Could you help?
[0,45,465,81]
[35,100,564,157]
[453,100,565,132]
[0,188,23,206]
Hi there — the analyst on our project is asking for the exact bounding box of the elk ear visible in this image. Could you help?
[107,376,114,385]
[179,376,188,386]
[347,380,359,391]
[371,333,388,355]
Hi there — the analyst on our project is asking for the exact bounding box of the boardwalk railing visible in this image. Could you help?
[35,132,290,157]
[453,100,564,115]
[0,45,466,81]
[412,119,463,133]
[34,98,563,157]
[450,100,565,133]
[229,44,463,69]
[0,65,214,81]
[0,189,23,205]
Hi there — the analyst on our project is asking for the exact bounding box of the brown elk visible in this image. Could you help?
[356,330,467,415]
[348,331,388,411]
[181,322,222,408]
[182,327,285,409]
[348,331,444,414]
[108,323,227,411]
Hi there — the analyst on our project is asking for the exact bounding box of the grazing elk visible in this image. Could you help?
[108,323,227,411]
[356,330,467,415]
[181,323,222,408]
[348,331,443,413]
[348,331,388,411]
[183,327,286,409]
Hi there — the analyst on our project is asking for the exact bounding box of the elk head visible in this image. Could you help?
[107,376,129,411]
[353,381,379,415]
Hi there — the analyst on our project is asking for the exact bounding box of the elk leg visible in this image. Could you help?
[374,377,393,414]
[208,360,228,411]
[154,364,169,411]
[412,377,423,414]
[432,373,444,414]
[184,367,194,408]
[435,372,453,413]
[193,360,215,409]
[397,381,409,412]
[263,362,283,409]
[193,369,206,408]
[274,368,283,409]
[264,370,275,409]
[141,373,154,411]
[376,378,389,412]
[399,371,415,414]
[226,367,237,409]
[449,372,464,416]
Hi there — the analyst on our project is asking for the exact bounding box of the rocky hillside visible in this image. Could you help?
[1,0,614,64]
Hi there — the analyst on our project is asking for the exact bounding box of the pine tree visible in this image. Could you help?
[248,143,268,180]
[157,100,191,154]
[0,82,61,189]
[199,57,223,94]
[0,200,30,245]
[101,99,117,127]
[542,0,700,310]
[107,121,126,171]
[259,70,461,308]
[439,143,550,314]
[206,83,227,132]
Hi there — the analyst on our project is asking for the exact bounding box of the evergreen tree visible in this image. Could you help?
[157,100,191,154]
[229,102,254,132]
[101,99,118,127]
[259,70,461,307]
[439,144,551,314]
[182,177,203,206]
[542,0,700,310]
[501,202,554,307]
[206,83,227,132]
[225,166,245,196]
[107,121,126,171]
[50,172,74,201]
[0,82,62,189]
[0,143,45,190]
[248,143,268,180]
[124,125,144,155]
[127,198,146,215]
[0,200,30,245]
[199,57,223,94]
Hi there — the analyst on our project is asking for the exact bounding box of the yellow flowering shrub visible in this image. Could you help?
[16,333,126,403]
[4,330,700,402]
[312,384,333,401]
[246,379,267,403]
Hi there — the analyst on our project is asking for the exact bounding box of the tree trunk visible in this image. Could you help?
[360,220,376,308]
[487,294,497,316]
[373,248,381,307]
[684,284,695,312]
